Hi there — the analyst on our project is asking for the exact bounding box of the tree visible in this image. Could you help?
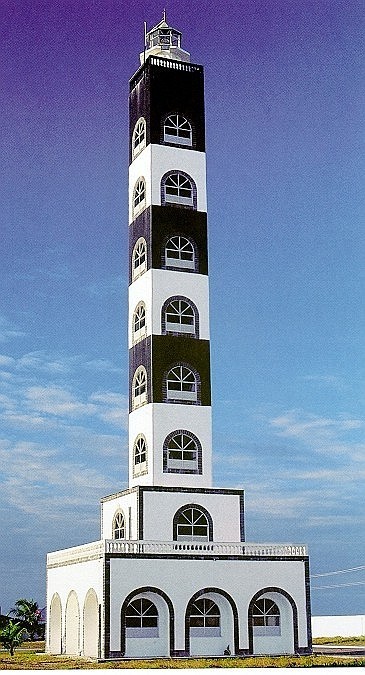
[0,620,26,655]
[10,599,44,640]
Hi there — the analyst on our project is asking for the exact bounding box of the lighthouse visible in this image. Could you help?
[46,16,312,659]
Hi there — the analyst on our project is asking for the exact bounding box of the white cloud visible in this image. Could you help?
[0,316,25,343]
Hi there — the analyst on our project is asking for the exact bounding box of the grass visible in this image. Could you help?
[313,635,365,646]
[0,644,364,670]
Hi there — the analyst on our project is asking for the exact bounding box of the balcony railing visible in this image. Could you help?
[47,539,307,568]
[105,540,307,557]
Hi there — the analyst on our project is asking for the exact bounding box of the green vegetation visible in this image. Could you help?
[10,599,44,640]
[0,645,364,670]
[0,621,26,656]
[313,635,365,645]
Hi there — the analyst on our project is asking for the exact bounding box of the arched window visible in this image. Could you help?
[133,302,146,344]
[252,598,281,636]
[189,598,221,637]
[162,171,195,208]
[132,366,147,409]
[166,365,197,402]
[174,505,212,541]
[125,598,158,638]
[163,113,192,146]
[133,434,147,476]
[112,511,125,540]
[165,235,196,270]
[133,178,146,217]
[132,237,147,280]
[132,117,146,158]
[164,298,196,335]
[163,430,201,473]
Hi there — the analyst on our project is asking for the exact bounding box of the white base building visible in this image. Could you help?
[46,16,312,660]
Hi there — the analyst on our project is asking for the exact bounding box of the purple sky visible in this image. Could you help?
[1,0,364,617]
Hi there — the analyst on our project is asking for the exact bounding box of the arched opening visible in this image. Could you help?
[121,588,173,658]
[48,593,62,654]
[112,511,126,539]
[161,171,197,209]
[83,589,99,658]
[132,117,146,158]
[248,589,297,655]
[173,504,213,541]
[65,590,80,655]
[163,113,192,147]
[186,590,237,656]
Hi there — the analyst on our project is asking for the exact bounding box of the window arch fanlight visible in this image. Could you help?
[164,235,196,271]
[132,237,147,280]
[132,365,147,409]
[133,301,146,344]
[252,598,281,636]
[162,297,199,337]
[133,177,146,217]
[173,504,213,541]
[112,511,125,540]
[165,364,199,403]
[133,434,148,476]
[161,171,197,209]
[125,597,159,638]
[163,113,192,147]
[132,117,146,158]
[163,429,202,474]
[189,598,221,637]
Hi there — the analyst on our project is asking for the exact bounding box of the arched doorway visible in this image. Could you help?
[83,589,99,657]
[186,589,237,656]
[121,588,173,658]
[65,590,80,655]
[248,588,298,655]
[48,593,62,654]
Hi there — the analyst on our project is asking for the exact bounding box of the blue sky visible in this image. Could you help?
[1,0,364,617]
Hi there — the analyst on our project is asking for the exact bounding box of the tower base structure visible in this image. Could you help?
[46,486,312,659]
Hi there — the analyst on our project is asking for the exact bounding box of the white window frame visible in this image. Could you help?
[133,178,146,217]
[165,235,195,270]
[132,117,146,159]
[164,113,192,147]
[166,365,197,402]
[132,237,147,281]
[112,511,125,540]
[133,301,146,344]
[189,598,221,637]
[125,598,158,638]
[166,432,198,471]
[176,506,209,541]
[133,434,148,476]
[165,299,195,334]
[252,598,281,636]
[164,172,193,207]
[132,366,147,409]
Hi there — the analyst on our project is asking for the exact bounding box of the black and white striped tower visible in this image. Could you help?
[128,16,212,489]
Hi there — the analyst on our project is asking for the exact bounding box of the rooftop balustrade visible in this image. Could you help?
[47,539,307,568]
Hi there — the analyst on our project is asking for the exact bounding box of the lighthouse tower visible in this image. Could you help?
[46,17,312,660]
[128,17,212,491]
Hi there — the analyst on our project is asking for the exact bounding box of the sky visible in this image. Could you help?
[1,0,364,618]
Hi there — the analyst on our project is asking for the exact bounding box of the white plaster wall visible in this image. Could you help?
[101,491,139,540]
[128,144,207,223]
[47,557,103,655]
[312,615,365,638]
[142,489,242,542]
[129,403,212,489]
[128,269,210,347]
[109,557,309,654]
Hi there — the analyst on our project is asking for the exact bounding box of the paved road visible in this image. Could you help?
[313,644,365,657]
